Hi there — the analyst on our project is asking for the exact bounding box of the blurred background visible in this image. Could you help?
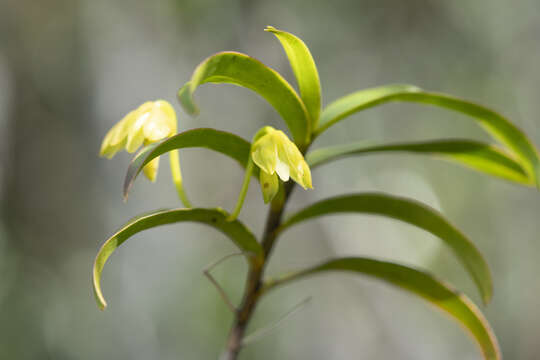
[1,0,539,359]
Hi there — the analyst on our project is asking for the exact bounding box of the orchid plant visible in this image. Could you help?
[93,26,540,360]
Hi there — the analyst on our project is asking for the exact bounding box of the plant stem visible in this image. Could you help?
[169,149,192,208]
[228,159,254,221]
[220,181,295,360]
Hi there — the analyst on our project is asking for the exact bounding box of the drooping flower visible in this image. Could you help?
[100,100,177,181]
[251,126,313,203]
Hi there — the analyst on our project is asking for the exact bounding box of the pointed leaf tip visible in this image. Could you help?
[266,26,322,127]
[92,208,262,309]
[281,193,493,304]
[306,139,532,187]
[317,84,540,186]
[178,52,310,145]
[177,81,200,116]
[264,257,501,360]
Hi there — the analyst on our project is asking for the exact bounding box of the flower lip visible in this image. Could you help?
[275,158,290,181]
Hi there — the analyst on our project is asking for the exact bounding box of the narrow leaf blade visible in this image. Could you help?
[124,128,252,200]
[265,257,501,360]
[306,139,531,186]
[281,193,493,304]
[265,26,321,127]
[317,84,540,186]
[178,51,310,145]
[93,208,262,310]
[318,84,421,131]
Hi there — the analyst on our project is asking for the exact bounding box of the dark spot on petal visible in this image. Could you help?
[263,182,269,188]
[211,217,218,223]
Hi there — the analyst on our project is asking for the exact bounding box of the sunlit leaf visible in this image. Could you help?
[306,139,531,186]
[280,192,492,304]
[265,26,321,127]
[124,128,253,200]
[316,84,540,186]
[263,257,500,360]
[93,208,262,310]
[178,51,310,145]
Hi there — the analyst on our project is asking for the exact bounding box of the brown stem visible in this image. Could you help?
[220,181,295,360]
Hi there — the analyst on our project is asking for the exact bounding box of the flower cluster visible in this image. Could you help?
[100,104,312,210]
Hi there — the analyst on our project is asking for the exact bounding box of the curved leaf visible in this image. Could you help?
[265,26,321,127]
[93,208,262,310]
[124,128,253,200]
[280,193,492,304]
[178,51,310,145]
[306,139,531,186]
[317,84,421,132]
[263,257,500,360]
[316,84,540,186]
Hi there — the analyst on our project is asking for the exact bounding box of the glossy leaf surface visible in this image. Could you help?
[93,208,262,310]
[265,26,321,127]
[317,84,540,186]
[178,51,310,145]
[306,139,531,185]
[280,192,493,304]
[124,128,252,200]
[264,257,500,360]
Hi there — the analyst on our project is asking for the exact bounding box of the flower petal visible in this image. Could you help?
[298,160,313,189]
[100,124,123,158]
[143,108,172,142]
[273,129,306,184]
[154,100,177,133]
[275,158,290,181]
[260,170,279,203]
[126,113,148,153]
[109,114,132,147]
[252,137,278,175]
[100,112,134,158]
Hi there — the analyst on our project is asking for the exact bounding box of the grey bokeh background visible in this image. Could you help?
[1,0,539,359]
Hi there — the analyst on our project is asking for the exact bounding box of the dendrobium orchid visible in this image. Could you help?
[92,27,535,359]
[251,126,313,202]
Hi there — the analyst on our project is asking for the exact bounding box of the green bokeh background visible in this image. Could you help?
[1,1,539,359]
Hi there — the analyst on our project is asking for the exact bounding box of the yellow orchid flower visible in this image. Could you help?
[100,100,177,181]
[228,126,312,220]
[251,126,312,203]
[100,100,191,207]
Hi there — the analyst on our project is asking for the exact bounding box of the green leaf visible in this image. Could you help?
[265,26,321,127]
[306,139,532,186]
[263,257,501,360]
[124,128,253,200]
[316,84,540,186]
[280,192,493,304]
[93,208,262,310]
[178,51,310,146]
